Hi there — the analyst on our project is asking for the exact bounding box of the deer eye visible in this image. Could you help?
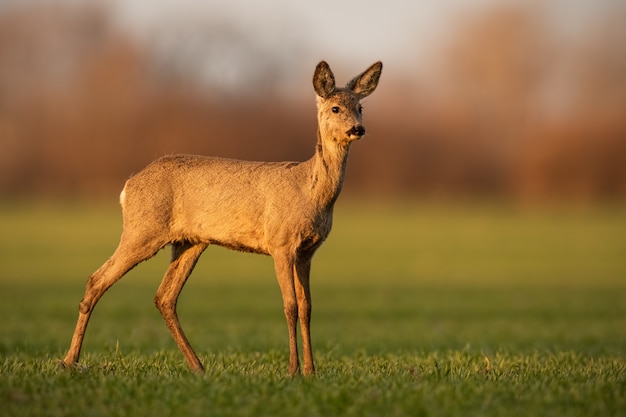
[331,106,340,113]
[358,105,363,114]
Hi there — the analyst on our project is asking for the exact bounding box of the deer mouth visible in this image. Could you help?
[347,125,365,140]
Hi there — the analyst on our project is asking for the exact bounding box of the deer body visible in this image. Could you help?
[123,152,343,256]
[63,61,382,376]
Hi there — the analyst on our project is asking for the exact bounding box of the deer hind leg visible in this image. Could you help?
[154,241,208,373]
[295,253,315,375]
[273,254,300,375]
[63,233,165,368]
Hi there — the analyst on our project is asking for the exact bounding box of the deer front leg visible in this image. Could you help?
[273,254,300,375]
[295,254,315,375]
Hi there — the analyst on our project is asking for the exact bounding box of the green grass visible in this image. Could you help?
[1,199,625,416]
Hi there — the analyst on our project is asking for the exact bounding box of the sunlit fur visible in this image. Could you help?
[63,60,382,376]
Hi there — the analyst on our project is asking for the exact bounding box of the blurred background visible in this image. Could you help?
[1,3,625,393]
[0,0,625,203]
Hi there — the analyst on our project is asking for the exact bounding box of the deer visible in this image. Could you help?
[62,60,382,376]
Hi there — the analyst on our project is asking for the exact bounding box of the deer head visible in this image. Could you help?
[313,61,383,145]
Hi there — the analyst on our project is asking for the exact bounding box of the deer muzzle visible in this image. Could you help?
[347,125,365,140]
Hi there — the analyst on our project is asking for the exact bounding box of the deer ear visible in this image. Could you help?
[346,61,382,98]
[313,61,336,98]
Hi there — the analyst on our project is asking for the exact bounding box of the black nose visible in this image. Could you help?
[348,125,365,137]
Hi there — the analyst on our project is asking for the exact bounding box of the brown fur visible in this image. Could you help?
[62,60,382,376]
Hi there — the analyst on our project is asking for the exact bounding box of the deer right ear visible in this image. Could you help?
[346,61,382,98]
[313,61,336,98]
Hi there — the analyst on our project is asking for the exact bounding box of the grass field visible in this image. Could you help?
[1,200,625,416]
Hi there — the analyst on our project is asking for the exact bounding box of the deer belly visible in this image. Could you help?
[178,211,269,255]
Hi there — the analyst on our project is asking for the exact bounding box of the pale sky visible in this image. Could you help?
[112,0,506,69]
[2,0,616,95]
[106,0,617,95]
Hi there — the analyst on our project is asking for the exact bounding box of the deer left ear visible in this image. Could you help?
[346,61,383,98]
[313,61,336,98]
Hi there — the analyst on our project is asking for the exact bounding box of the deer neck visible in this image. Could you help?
[305,129,351,208]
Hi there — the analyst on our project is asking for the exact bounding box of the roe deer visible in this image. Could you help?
[62,60,382,376]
